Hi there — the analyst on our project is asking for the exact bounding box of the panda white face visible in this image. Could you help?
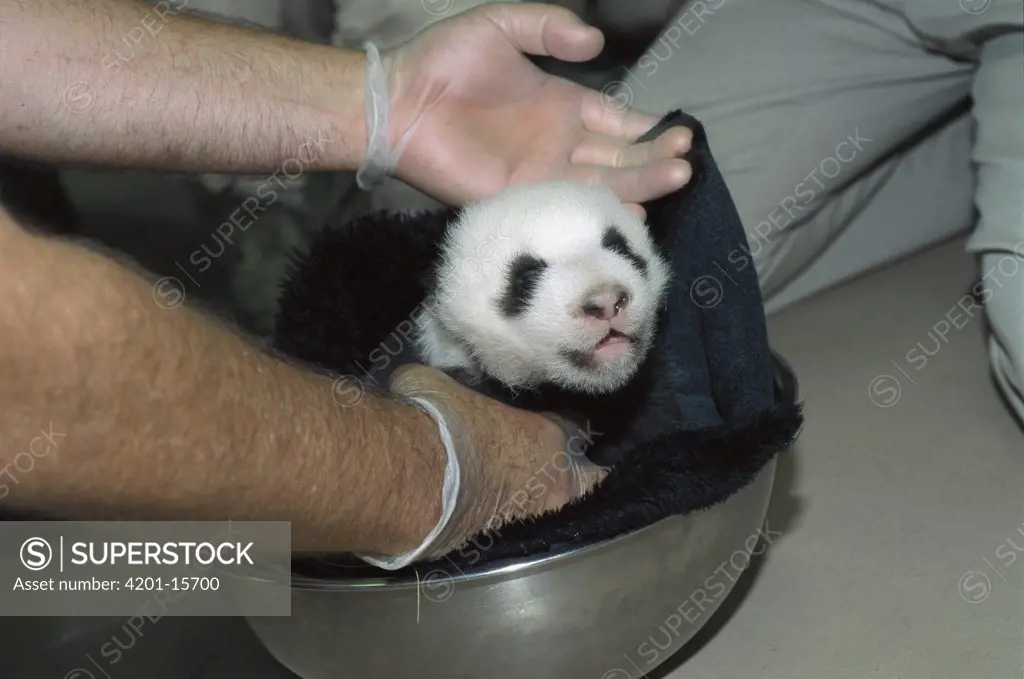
[415,179,672,394]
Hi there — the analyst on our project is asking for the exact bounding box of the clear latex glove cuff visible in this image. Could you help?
[356,41,421,191]
[355,396,461,570]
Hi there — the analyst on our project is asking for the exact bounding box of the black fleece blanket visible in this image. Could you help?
[274,110,803,574]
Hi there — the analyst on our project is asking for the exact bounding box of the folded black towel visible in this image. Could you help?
[274,110,803,575]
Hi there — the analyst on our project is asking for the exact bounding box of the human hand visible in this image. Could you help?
[373,2,693,217]
[385,364,608,563]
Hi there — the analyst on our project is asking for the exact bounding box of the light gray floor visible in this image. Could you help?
[662,236,1024,679]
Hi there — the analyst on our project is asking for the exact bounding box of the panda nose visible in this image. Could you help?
[582,288,629,320]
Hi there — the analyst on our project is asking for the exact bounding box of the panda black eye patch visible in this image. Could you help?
[499,253,548,317]
[602,226,648,277]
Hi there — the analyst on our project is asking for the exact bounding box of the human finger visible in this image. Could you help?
[570,129,693,170]
[626,203,646,220]
[536,449,609,513]
[481,2,604,62]
[536,411,609,505]
[580,90,667,140]
[568,157,692,205]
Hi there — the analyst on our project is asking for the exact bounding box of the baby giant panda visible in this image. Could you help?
[414,180,671,396]
[272,177,679,466]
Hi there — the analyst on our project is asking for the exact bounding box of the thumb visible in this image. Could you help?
[538,411,610,503]
[481,2,604,62]
[537,447,609,514]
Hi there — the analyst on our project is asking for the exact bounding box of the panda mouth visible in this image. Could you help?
[594,329,633,358]
[559,331,637,369]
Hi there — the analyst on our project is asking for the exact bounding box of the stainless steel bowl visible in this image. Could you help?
[245,457,778,679]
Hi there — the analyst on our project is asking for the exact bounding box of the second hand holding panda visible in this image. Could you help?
[357,2,694,215]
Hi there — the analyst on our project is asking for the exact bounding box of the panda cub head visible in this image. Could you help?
[415,179,672,395]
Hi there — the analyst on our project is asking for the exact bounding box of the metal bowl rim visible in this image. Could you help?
[282,512,677,591]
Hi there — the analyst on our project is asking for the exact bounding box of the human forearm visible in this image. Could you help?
[0,0,367,173]
[0,212,444,556]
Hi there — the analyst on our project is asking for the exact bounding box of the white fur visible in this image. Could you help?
[415,180,671,394]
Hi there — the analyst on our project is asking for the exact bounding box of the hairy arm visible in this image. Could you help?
[0,0,366,173]
[0,210,446,556]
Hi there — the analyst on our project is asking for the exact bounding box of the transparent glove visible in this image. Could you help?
[354,2,694,215]
[356,364,608,570]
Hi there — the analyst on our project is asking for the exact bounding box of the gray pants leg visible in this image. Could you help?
[966,31,1024,423]
[620,0,1024,422]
